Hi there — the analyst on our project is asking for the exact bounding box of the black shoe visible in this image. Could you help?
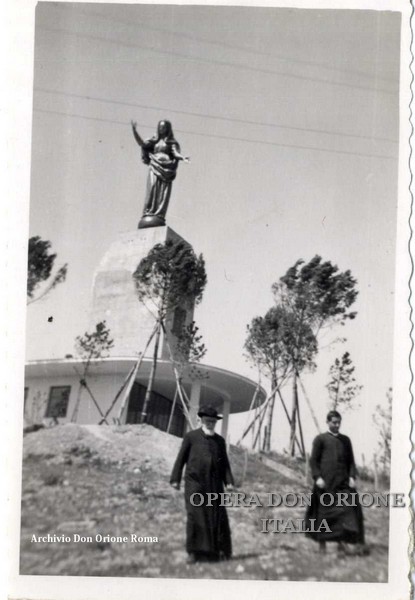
[337,542,354,556]
[355,544,370,556]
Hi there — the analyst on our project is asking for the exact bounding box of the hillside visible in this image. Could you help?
[20,424,388,581]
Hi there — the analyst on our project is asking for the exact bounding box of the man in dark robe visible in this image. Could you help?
[170,405,234,563]
[305,410,369,556]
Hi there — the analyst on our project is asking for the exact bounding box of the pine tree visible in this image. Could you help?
[272,256,358,454]
[327,352,363,411]
[27,236,68,304]
[373,387,392,475]
[132,240,207,424]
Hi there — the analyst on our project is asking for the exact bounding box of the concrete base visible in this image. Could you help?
[90,227,194,358]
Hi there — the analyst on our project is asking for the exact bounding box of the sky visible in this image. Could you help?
[25,3,402,460]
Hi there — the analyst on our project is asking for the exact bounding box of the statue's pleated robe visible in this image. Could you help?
[170,428,234,559]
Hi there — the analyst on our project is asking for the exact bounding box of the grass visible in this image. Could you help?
[20,424,389,581]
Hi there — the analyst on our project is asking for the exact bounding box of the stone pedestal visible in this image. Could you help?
[90,227,194,359]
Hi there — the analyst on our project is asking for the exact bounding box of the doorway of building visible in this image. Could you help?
[126,382,186,438]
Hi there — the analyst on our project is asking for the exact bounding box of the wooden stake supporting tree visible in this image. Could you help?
[70,320,114,423]
[238,379,297,448]
[297,375,321,433]
[244,305,316,454]
[166,321,208,433]
[109,323,196,428]
[132,239,207,425]
[244,306,291,452]
[161,327,197,429]
[109,322,158,424]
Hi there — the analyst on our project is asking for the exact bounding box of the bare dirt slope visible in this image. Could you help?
[20,424,388,581]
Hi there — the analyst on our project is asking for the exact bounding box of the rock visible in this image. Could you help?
[24,424,45,434]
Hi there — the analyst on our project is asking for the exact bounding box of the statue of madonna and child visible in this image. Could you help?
[131,120,190,229]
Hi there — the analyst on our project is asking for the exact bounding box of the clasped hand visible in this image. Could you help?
[316,476,356,489]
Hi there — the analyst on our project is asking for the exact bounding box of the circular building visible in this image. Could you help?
[24,227,266,439]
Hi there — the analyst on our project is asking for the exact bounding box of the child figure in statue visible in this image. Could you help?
[131,120,190,228]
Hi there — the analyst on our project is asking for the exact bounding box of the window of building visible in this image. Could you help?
[24,387,29,410]
[45,386,71,419]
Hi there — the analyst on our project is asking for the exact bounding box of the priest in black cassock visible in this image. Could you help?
[305,410,369,556]
[170,405,234,563]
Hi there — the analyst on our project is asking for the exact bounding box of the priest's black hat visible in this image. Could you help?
[197,405,223,420]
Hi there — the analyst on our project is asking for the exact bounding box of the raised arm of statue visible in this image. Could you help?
[131,120,145,147]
